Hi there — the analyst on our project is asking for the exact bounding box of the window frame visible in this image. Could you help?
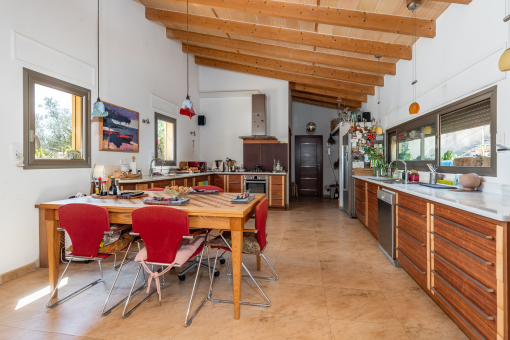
[154,112,177,166]
[386,86,497,176]
[23,68,91,169]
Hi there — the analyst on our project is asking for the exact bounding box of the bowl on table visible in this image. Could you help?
[164,186,194,199]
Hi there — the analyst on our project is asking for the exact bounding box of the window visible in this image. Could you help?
[155,113,177,166]
[23,69,91,169]
[386,86,496,176]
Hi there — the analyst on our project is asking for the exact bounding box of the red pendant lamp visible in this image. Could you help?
[180,0,196,119]
[408,1,420,115]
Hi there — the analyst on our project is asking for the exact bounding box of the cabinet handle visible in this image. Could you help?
[430,232,493,266]
[355,197,365,204]
[395,247,426,274]
[367,189,376,194]
[214,178,220,181]
[230,182,240,184]
[431,214,494,240]
[431,269,495,321]
[396,204,426,218]
[272,198,282,200]
[430,287,488,340]
[396,227,425,246]
[431,250,495,293]
[354,208,365,218]
[354,184,364,190]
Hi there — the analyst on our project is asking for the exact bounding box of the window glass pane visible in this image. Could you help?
[34,84,82,159]
[390,134,397,161]
[397,124,435,161]
[157,119,174,161]
[440,123,490,167]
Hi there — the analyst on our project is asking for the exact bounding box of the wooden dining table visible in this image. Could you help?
[39,191,266,320]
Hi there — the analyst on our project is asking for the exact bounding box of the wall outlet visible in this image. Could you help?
[10,143,22,161]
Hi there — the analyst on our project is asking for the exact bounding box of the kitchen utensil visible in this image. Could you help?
[429,172,437,184]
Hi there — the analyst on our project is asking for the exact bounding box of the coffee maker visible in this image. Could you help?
[225,157,236,172]
[213,160,223,171]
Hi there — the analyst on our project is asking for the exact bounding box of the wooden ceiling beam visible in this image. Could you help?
[291,91,362,108]
[289,83,367,102]
[183,44,383,86]
[147,8,412,60]
[428,0,471,3]
[195,57,375,95]
[168,29,396,75]
[155,0,436,38]
[292,97,352,110]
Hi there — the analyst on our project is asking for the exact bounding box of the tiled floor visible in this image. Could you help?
[0,197,469,340]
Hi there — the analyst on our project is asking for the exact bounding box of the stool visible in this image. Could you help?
[290,182,298,198]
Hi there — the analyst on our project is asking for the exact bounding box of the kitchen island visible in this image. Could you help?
[352,176,509,340]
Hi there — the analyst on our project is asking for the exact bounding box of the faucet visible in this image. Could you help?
[388,159,408,184]
[149,157,165,178]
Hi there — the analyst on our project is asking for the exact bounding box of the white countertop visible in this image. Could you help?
[354,176,510,222]
[118,171,286,184]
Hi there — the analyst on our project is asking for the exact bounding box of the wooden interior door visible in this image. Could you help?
[295,135,323,196]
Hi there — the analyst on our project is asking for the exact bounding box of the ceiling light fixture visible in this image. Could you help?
[408,0,421,115]
[180,0,196,119]
[499,14,510,71]
[91,0,107,118]
[375,55,382,106]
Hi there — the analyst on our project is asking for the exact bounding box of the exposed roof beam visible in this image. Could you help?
[429,0,471,3]
[289,83,367,102]
[292,97,349,110]
[195,57,375,95]
[147,8,412,60]
[291,91,361,108]
[183,44,383,86]
[154,0,436,38]
[168,29,396,75]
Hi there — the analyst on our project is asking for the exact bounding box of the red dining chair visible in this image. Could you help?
[176,185,226,281]
[47,204,135,308]
[122,206,211,326]
[209,198,277,308]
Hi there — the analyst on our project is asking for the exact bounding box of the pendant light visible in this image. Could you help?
[91,0,107,118]
[499,14,510,71]
[375,55,382,105]
[408,1,420,115]
[180,0,196,119]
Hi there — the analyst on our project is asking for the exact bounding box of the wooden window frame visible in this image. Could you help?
[23,68,91,169]
[386,86,497,176]
[154,112,177,166]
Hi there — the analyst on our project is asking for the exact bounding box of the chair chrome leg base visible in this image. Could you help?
[102,283,145,316]
[225,254,278,281]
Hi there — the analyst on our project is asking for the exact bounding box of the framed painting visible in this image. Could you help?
[99,102,139,152]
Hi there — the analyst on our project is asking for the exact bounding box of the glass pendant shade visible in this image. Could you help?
[180,96,196,119]
[376,126,383,134]
[91,98,107,117]
[423,125,432,134]
[409,102,420,115]
[499,49,510,71]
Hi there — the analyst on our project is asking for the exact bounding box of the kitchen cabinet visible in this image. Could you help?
[269,175,285,209]
[243,143,288,173]
[367,182,379,239]
[354,179,367,226]
[213,174,226,191]
[227,175,243,193]
[192,175,210,186]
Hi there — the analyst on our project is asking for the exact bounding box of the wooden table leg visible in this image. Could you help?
[230,218,243,320]
[46,210,60,304]
[256,255,261,270]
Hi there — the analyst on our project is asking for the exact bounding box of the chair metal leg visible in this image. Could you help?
[101,238,145,316]
[122,263,158,318]
[184,246,209,327]
[46,259,103,308]
[225,253,278,281]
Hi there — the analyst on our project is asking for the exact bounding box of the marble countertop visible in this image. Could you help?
[353,176,510,222]
[118,171,286,183]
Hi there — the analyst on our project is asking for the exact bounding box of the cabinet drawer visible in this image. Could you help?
[270,189,283,199]
[354,178,366,189]
[397,192,427,216]
[398,229,427,272]
[367,182,378,194]
[432,273,497,340]
[355,197,365,217]
[271,176,283,184]
[174,178,185,187]
[433,253,497,321]
[367,191,378,239]
[433,205,496,253]
[397,205,427,245]
[397,247,427,289]
[227,175,243,192]
[213,175,225,190]
[152,180,174,188]
[354,184,365,201]
[432,232,496,290]
[355,207,365,222]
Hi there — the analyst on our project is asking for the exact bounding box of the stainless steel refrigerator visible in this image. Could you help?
[340,133,354,217]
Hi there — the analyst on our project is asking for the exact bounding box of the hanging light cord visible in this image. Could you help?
[412,9,417,103]
[97,0,100,100]
[186,0,189,98]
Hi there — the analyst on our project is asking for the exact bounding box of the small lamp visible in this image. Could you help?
[409,102,420,115]
[500,14,510,72]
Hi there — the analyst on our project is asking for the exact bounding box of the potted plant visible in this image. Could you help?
[440,150,455,166]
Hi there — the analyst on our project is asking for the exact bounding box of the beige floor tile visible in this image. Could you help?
[369,266,422,292]
[321,264,380,291]
[254,313,332,340]
[324,287,401,325]
[329,320,409,340]
[273,258,323,286]
[260,282,328,317]
[14,330,98,340]
[404,326,469,340]
[0,325,28,340]
[318,238,359,254]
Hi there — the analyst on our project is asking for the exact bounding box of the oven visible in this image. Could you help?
[243,175,268,194]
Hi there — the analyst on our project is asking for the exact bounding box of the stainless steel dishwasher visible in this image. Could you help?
[377,188,401,267]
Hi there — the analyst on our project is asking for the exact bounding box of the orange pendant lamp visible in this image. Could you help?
[408,1,420,115]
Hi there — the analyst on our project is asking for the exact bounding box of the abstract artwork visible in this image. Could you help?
[99,102,139,152]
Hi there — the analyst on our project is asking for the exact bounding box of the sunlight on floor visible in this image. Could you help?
[15,277,68,310]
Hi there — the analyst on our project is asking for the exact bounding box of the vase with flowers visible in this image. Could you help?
[365,146,388,177]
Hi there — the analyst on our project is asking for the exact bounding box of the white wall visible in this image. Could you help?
[291,102,340,196]
[0,0,200,276]
[366,0,510,185]
[198,67,289,165]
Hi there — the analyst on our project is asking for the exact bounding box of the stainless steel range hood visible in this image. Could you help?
[239,94,277,140]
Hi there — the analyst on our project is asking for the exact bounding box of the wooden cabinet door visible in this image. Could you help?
[367,190,378,239]
[269,175,285,208]
[213,175,225,190]
[227,175,243,192]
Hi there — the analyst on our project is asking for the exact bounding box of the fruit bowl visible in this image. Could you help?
[164,186,194,199]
